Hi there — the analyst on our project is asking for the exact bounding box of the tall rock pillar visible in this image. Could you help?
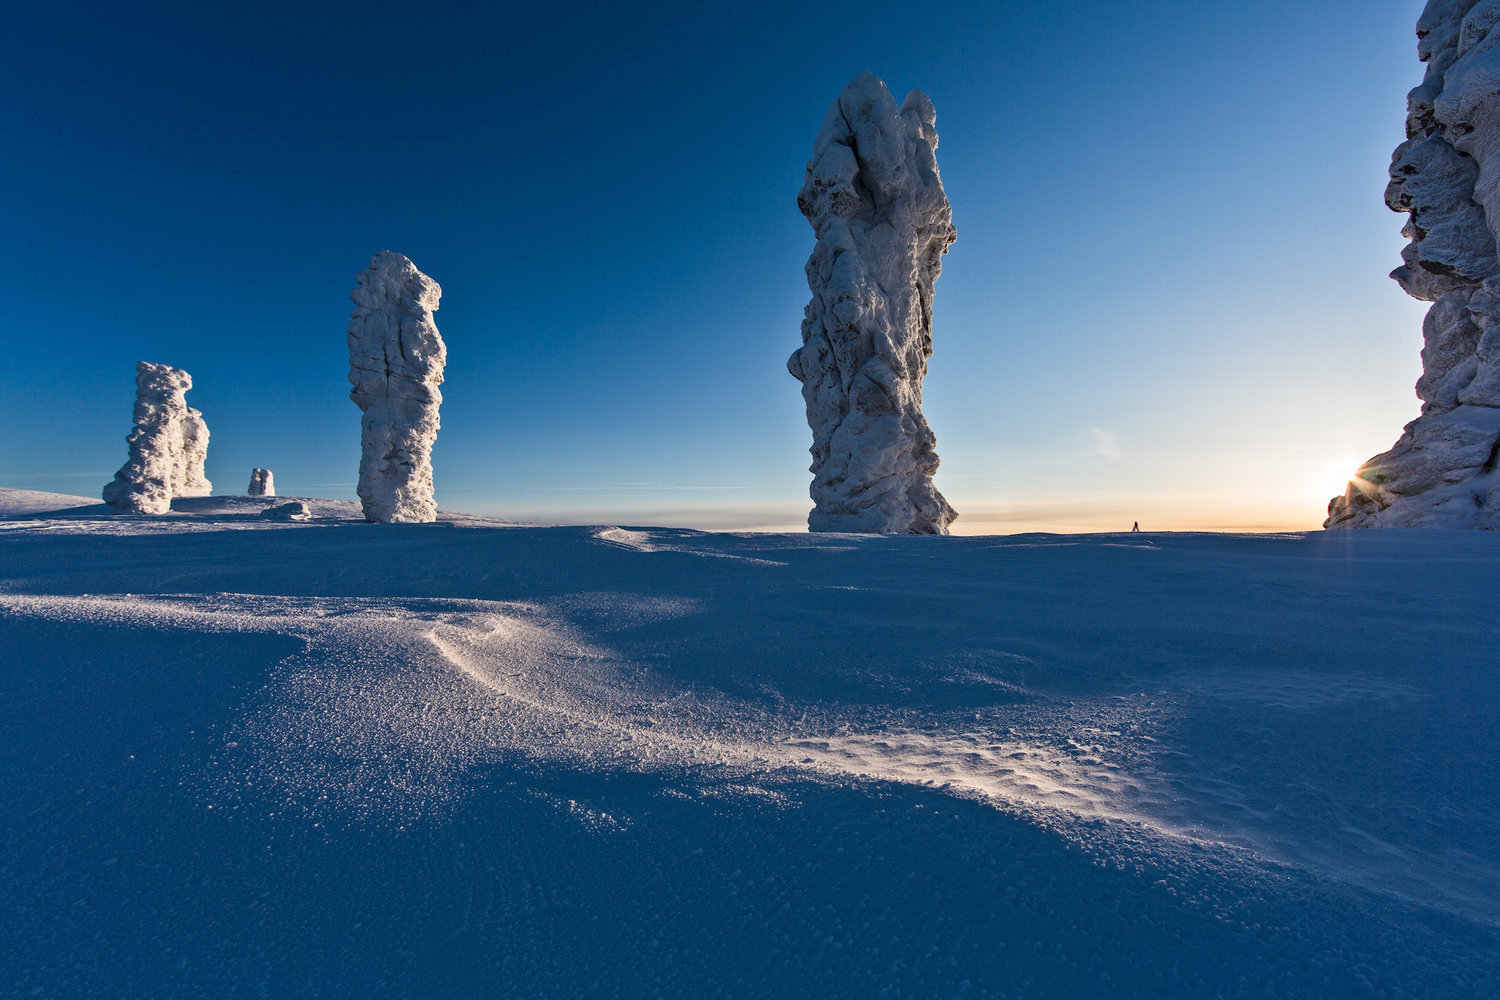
[175,407,212,497]
[347,251,446,524]
[103,361,210,514]
[789,72,958,534]
[1327,1,1500,528]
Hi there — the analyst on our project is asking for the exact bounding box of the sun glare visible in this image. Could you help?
[1316,455,1359,504]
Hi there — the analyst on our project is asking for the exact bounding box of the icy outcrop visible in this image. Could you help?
[102,362,212,514]
[788,73,958,535]
[347,251,445,524]
[262,500,310,520]
[247,468,274,497]
[1328,1,1500,528]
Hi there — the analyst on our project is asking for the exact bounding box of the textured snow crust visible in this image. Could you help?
[347,251,445,524]
[101,361,211,514]
[1329,1,1500,527]
[3,492,1498,997]
[789,73,957,534]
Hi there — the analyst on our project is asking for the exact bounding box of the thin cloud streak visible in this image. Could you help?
[1088,427,1124,460]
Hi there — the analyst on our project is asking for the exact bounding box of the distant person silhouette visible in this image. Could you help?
[1131,521,1140,532]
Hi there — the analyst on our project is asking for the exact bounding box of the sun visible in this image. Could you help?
[1316,455,1360,503]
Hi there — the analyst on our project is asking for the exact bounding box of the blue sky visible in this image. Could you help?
[1,0,1430,532]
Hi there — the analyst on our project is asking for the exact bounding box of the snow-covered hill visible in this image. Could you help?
[0,488,101,516]
[2,487,1496,997]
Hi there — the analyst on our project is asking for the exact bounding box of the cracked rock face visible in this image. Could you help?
[247,468,274,497]
[348,251,445,524]
[788,72,958,534]
[1328,1,1500,528]
[102,361,211,514]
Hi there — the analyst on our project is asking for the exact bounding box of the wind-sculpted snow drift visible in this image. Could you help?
[789,72,957,534]
[1328,1,1500,527]
[3,493,1499,996]
[347,251,445,524]
[102,361,211,514]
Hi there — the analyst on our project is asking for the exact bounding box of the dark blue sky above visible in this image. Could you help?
[2,1,1430,530]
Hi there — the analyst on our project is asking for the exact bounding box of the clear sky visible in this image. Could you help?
[0,0,1432,533]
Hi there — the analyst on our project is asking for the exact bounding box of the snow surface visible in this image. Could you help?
[0,488,99,516]
[2,486,1497,997]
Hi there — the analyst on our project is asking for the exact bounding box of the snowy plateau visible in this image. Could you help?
[1,487,1497,998]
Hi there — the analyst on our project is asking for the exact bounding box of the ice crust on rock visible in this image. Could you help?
[247,468,274,497]
[788,72,957,534]
[102,361,212,514]
[347,251,445,524]
[1328,1,1500,528]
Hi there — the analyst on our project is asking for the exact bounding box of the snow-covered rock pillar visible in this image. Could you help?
[347,251,446,524]
[247,468,274,497]
[103,361,209,514]
[175,407,212,497]
[1327,1,1500,528]
[788,72,958,534]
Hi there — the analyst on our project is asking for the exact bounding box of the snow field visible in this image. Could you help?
[2,489,1497,996]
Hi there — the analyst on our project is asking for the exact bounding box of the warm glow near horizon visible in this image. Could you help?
[480,489,1341,537]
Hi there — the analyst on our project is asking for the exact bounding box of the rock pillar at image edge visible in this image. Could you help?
[347,251,446,524]
[102,361,212,514]
[1327,0,1500,528]
[788,71,958,534]
[247,468,274,497]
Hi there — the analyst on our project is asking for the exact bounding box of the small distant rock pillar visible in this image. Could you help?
[788,72,957,534]
[347,251,446,524]
[102,361,210,514]
[248,468,275,497]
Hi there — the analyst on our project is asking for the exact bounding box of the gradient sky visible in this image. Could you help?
[1,0,1433,533]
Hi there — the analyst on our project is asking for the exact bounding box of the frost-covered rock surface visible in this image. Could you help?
[175,408,211,498]
[347,251,445,524]
[247,468,274,497]
[101,362,211,514]
[788,72,957,534]
[1328,1,1500,527]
